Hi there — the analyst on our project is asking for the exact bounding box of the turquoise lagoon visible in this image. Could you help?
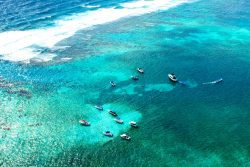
[1,0,250,166]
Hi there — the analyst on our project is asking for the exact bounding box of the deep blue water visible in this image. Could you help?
[1,0,250,166]
[0,0,132,31]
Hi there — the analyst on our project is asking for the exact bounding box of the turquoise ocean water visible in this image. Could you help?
[1,0,250,166]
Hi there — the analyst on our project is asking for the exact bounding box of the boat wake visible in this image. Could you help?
[202,78,223,85]
[0,0,194,63]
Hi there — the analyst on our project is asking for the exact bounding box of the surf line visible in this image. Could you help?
[0,0,194,63]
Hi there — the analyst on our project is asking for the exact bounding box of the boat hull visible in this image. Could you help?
[79,120,90,126]
[103,133,113,137]
[95,106,103,110]
[137,68,144,74]
[120,134,131,140]
[108,110,118,116]
[115,119,123,124]
[168,74,178,82]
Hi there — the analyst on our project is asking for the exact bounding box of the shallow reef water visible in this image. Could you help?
[1,0,250,166]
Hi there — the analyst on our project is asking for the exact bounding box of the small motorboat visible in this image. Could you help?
[168,73,178,82]
[114,117,124,124]
[79,120,90,126]
[95,105,103,111]
[137,68,144,74]
[120,134,131,140]
[212,78,223,84]
[131,76,139,81]
[110,81,116,87]
[129,121,138,128]
[103,131,113,137]
[108,110,118,116]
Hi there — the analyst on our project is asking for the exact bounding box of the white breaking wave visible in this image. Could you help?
[0,0,193,63]
[80,4,101,8]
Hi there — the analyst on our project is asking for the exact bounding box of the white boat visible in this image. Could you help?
[131,76,139,81]
[120,134,131,140]
[137,68,144,74]
[95,105,103,110]
[103,131,113,137]
[108,110,118,116]
[110,81,116,87]
[168,73,178,82]
[79,120,90,126]
[114,117,123,124]
[129,121,138,128]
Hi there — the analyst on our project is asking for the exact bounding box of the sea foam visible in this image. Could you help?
[0,0,193,63]
[80,4,101,9]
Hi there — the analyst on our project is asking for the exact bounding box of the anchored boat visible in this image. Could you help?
[103,131,113,137]
[110,81,116,87]
[95,105,103,111]
[120,134,131,140]
[137,68,144,74]
[168,73,178,82]
[114,117,124,124]
[129,121,138,128]
[79,120,90,126]
[131,76,139,81]
[108,110,118,116]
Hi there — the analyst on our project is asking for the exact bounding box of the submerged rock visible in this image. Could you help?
[2,126,11,131]
[0,83,14,88]
[6,90,18,94]
[18,88,32,98]
[28,123,42,127]
[19,89,30,94]
[18,108,23,112]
